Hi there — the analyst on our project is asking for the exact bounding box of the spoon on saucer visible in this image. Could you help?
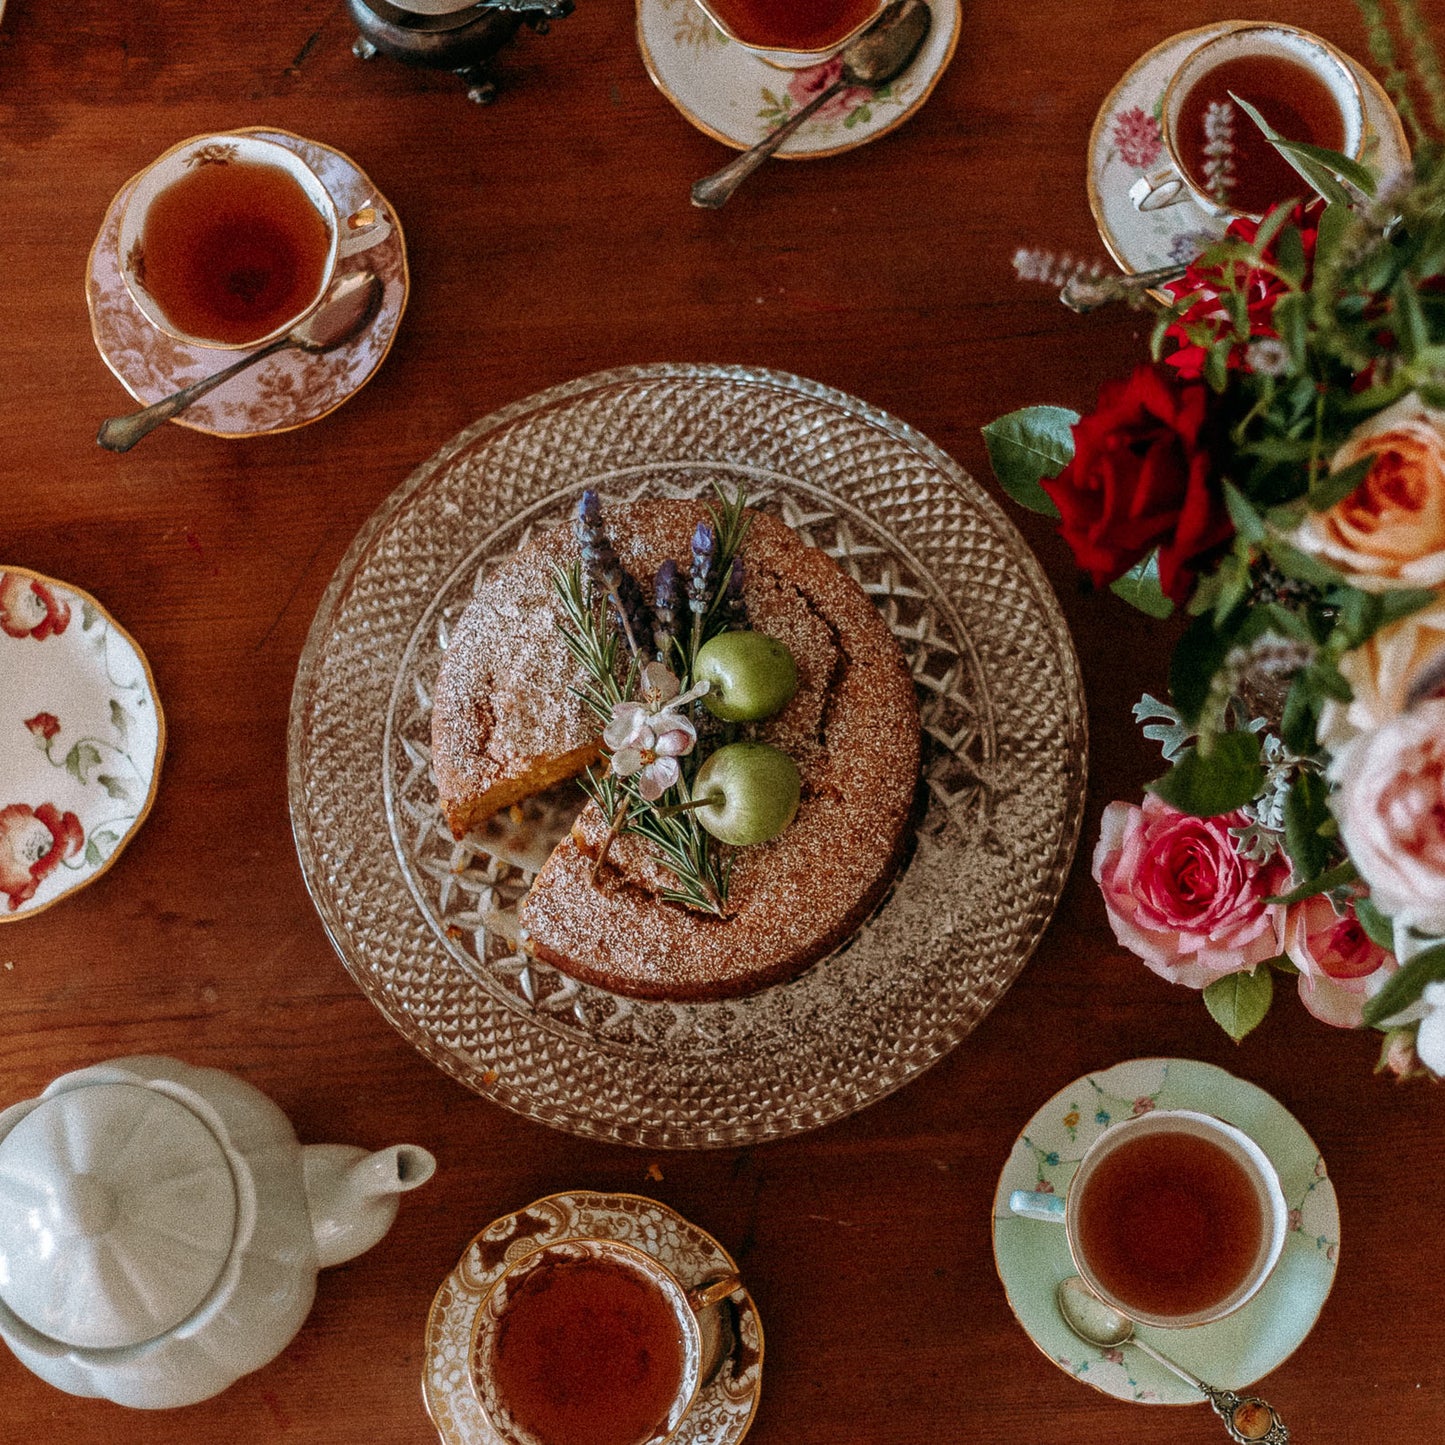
[1056,1276,1289,1443]
[96,270,385,453]
[689,0,933,209]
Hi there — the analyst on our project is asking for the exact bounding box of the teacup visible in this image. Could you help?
[117,132,386,350]
[691,0,888,69]
[470,1237,742,1445]
[1009,1109,1289,1330]
[1129,23,1365,219]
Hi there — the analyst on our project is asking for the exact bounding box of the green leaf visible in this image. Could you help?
[81,602,99,632]
[1362,944,1445,1028]
[1263,538,1348,589]
[1169,612,1236,727]
[84,839,102,867]
[109,699,129,738]
[1308,453,1374,511]
[95,775,131,802]
[1282,770,1332,882]
[1280,672,1321,753]
[1204,967,1275,1042]
[1275,292,1309,367]
[1147,732,1265,818]
[64,741,103,784]
[1269,137,1378,196]
[1109,552,1174,618]
[1393,275,1429,361]
[1355,895,1396,950]
[1222,481,1267,544]
[1232,94,1353,206]
[980,407,1077,516]
[1266,859,1359,905]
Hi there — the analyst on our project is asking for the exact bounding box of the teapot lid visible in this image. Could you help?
[0,1081,238,1349]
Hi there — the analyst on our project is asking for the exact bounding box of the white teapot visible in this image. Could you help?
[0,1055,435,1408]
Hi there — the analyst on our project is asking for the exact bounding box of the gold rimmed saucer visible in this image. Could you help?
[423,1191,763,1445]
[637,0,960,158]
[0,568,165,922]
[86,127,408,440]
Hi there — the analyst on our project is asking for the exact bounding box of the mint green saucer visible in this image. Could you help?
[992,1058,1338,1405]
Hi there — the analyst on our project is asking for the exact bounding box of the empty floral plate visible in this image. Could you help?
[0,569,164,921]
[1088,23,1409,277]
[992,1058,1339,1406]
[637,0,960,157]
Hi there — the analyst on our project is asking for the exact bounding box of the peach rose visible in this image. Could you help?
[1092,795,1288,990]
[1318,592,1445,750]
[1284,893,1397,1028]
[1330,699,1445,934]
[1294,394,1445,590]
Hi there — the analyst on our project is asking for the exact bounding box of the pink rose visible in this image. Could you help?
[1284,893,1398,1028]
[1330,699,1445,934]
[785,58,867,124]
[1093,795,1288,989]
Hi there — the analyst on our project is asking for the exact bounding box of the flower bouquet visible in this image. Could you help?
[985,2,1445,1077]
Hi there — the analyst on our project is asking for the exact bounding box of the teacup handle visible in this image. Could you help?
[1008,1189,1065,1222]
[337,203,391,258]
[1129,165,1191,212]
[687,1273,743,1313]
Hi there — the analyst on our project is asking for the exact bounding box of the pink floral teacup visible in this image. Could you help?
[691,0,887,69]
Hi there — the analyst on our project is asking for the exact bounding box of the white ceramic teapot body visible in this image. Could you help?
[0,1055,435,1408]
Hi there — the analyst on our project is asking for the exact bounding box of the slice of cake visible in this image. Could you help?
[432,499,921,1001]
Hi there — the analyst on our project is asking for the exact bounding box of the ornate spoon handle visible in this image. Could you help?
[1130,1337,1288,1442]
[690,80,845,208]
[97,336,291,452]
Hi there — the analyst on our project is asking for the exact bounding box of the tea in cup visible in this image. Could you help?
[470,1237,741,1445]
[692,0,887,68]
[117,132,385,350]
[1129,23,1365,218]
[1010,1109,1289,1329]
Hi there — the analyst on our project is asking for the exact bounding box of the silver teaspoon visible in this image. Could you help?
[689,0,933,209]
[1056,1277,1289,1443]
[97,270,385,453]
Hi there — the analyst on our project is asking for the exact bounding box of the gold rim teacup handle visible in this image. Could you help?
[337,202,391,258]
[1128,165,1191,211]
[686,1273,742,1313]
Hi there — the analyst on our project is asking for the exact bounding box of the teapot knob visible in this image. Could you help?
[51,1174,119,1239]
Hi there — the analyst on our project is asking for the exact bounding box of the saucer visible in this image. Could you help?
[1088,23,1410,275]
[637,0,960,157]
[0,568,164,922]
[86,128,408,439]
[423,1191,763,1445]
[992,1058,1339,1406]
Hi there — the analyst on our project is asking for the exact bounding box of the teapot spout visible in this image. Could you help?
[302,1143,436,1270]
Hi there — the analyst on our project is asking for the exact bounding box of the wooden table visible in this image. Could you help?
[3,1,1442,1440]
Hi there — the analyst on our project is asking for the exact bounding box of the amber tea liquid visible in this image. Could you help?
[139,160,331,346]
[1175,53,1346,216]
[1074,1129,1266,1320]
[703,0,880,51]
[487,1255,687,1445]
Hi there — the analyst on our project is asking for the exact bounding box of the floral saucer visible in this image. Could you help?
[637,0,960,158]
[423,1191,763,1445]
[1089,23,1410,276]
[0,569,164,922]
[86,128,408,439]
[992,1058,1338,1406]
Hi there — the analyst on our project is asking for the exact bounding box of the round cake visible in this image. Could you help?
[432,499,921,1001]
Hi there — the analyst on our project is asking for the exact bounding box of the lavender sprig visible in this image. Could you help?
[722,556,747,629]
[575,489,648,659]
[688,520,716,657]
[652,558,682,664]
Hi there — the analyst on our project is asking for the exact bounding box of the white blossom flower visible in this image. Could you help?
[603,666,709,802]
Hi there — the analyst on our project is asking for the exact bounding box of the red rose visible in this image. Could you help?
[1164,200,1323,380]
[1041,363,1232,603]
[0,573,71,641]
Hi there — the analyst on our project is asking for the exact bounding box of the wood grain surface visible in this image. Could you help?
[2,2,1442,1441]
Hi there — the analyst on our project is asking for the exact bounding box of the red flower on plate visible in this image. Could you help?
[785,58,868,125]
[1041,363,1232,603]
[0,573,72,641]
[1111,106,1163,169]
[1164,200,1324,380]
[24,713,61,745]
[0,803,84,911]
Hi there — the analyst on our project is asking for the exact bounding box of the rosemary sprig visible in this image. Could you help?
[552,561,629,722]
